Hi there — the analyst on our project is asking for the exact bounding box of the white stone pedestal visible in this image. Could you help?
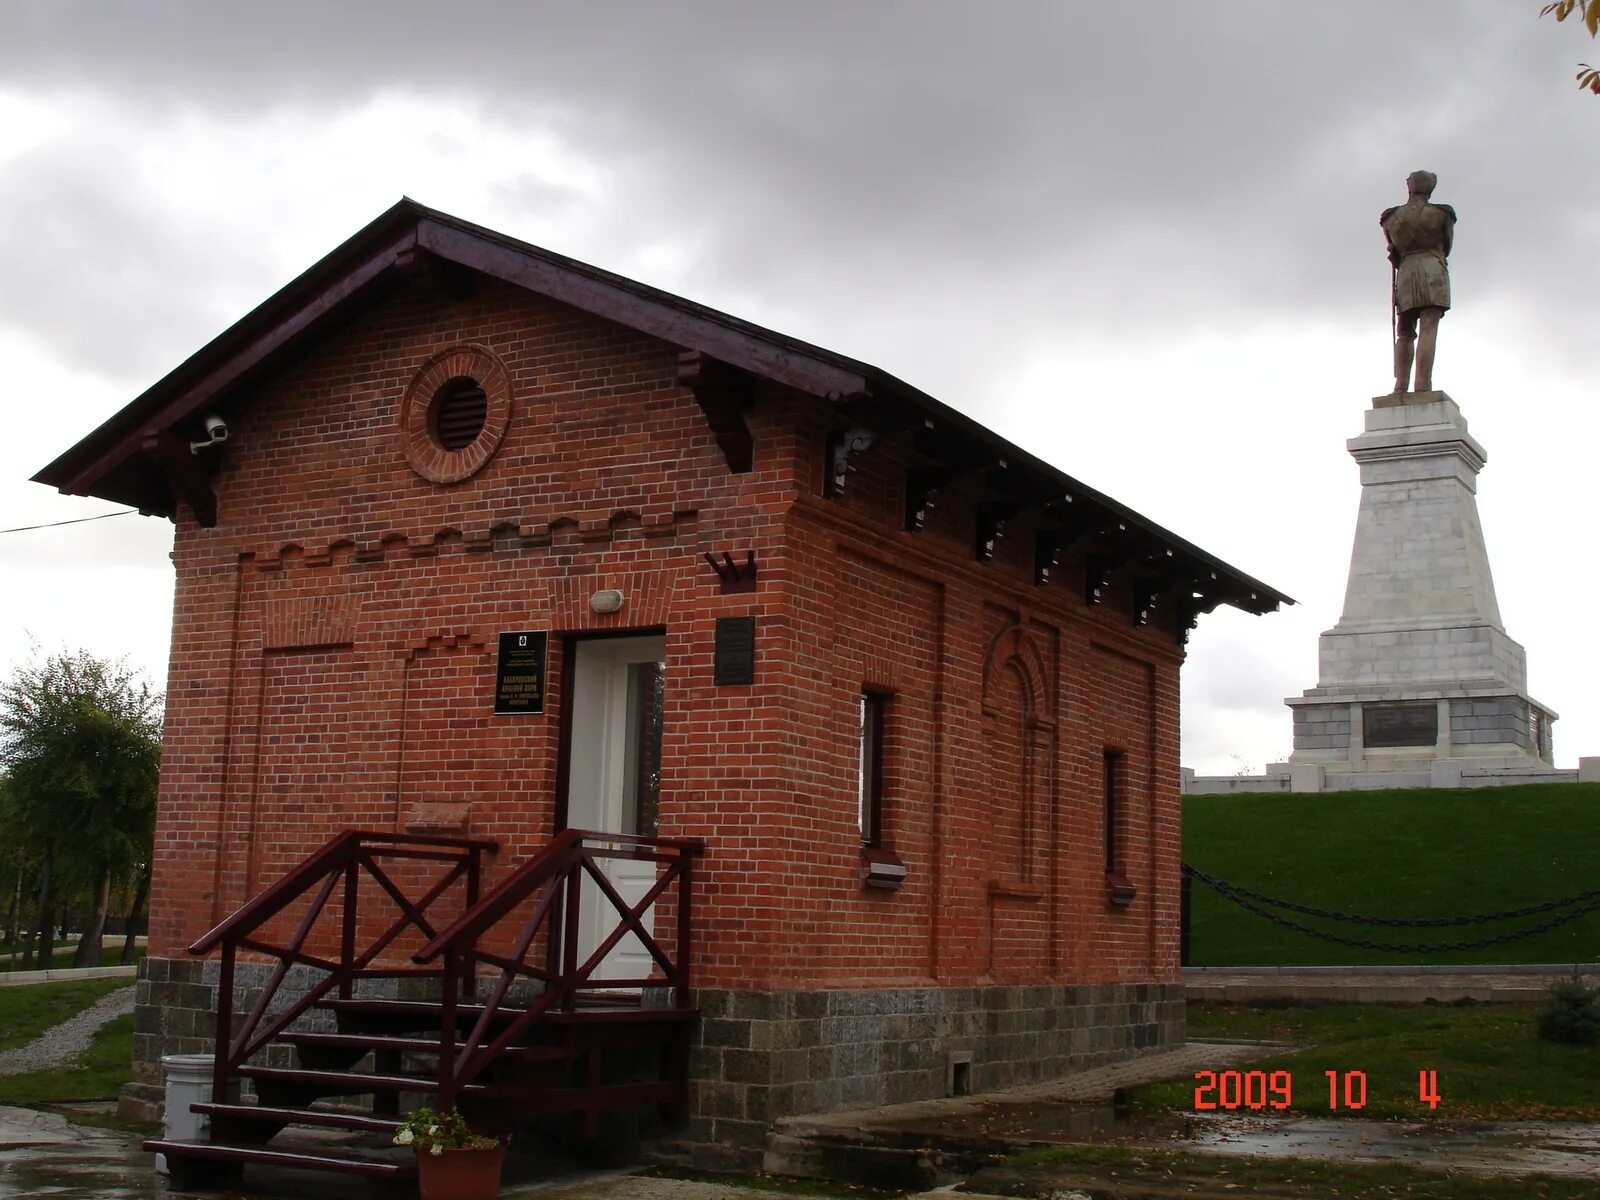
[1287,392,1556,780]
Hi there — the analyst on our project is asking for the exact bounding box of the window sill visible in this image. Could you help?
[986,879,1046,902]
[861,845,907,891]
[1106,873,1138,908]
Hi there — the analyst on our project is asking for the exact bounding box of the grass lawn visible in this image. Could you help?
[1184,784,1600,965]
[0,978,132,1053]
[993,1145,1600,1199]
[1136,1002,1600,1120]
[0,1012,133,1103]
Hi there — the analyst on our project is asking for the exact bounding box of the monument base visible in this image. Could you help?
[1287,687,1557,775]
[1272,388,1560,789]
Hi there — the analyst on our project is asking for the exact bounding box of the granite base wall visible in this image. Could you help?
[122,960,1183,1170]
[676,983,1184,1171]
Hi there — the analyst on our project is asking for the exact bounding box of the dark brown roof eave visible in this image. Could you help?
[32,198,1292,614]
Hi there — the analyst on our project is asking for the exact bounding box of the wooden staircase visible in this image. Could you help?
[146,829,701,1196]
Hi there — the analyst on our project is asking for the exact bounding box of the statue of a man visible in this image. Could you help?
[1381,170,1456,394]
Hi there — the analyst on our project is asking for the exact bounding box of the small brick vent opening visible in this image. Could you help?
[398,343,513,484]
[430,376,489,450]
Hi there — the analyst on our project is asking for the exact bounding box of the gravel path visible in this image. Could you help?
[0,985,134,1076]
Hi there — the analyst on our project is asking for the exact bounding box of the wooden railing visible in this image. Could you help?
[189,830,496,1104]
[413,829,702,1110]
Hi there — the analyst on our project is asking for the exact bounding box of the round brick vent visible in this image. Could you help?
[400,345,512,484]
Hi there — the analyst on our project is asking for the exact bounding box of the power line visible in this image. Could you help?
[0,509,138,535]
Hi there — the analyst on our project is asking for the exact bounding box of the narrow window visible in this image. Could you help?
[1103,749,1122,873]
[859,692,887,845]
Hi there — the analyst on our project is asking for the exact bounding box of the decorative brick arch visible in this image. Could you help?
[980,624,1055,899]
[981,624,1050,720]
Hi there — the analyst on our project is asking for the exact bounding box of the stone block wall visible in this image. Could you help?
[1291,705,1352,754]
[1449,696,1533,752]
[677,983,1183,1170]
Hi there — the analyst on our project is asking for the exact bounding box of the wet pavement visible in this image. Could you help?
[855,1102,1600,1181]
[1181,1111,1600,1177]
[7,1098,1600,1197]
[0,1106,874,1199]
[0,1106,163,1199]
[775,1039,1600,1185]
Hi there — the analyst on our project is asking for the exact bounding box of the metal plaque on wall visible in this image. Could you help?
[1363,702,1437,748]
[714,616,756,686]
[493,631,548,714]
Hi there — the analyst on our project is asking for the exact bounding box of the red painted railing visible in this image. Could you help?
[188,830,496,1104]
[413,829,701,1110]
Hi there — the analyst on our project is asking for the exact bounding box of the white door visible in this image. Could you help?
[564,635,666,984]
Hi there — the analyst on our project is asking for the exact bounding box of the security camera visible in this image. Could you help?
[190,413,230,453]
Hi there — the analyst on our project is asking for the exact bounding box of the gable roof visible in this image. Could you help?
[33,198,1290,616]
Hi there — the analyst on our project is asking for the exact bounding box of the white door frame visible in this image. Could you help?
[562,633,665,983]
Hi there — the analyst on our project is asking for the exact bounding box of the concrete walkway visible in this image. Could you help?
[0,934,145,964]
[0,1105,166,1198]
[0,964,137,988]
[1183,963,1600,1004]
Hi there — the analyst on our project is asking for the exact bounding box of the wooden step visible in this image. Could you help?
[281,1030,566,1060]
[193,1101,404,1134]
[236,1065,504,1098]
[318,998,514,1033]
[320,997,693,1019]
[145,1137,416,1179]
[317,996,696,1033]
[543,1006,697,1024]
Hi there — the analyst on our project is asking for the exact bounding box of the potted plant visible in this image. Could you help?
[393,1105,505,1200]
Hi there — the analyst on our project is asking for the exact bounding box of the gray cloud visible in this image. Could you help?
[3,2,1594,377]
[2,0,1596,770]
[0,140,287,381]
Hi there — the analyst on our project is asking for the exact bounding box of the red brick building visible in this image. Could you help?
[37,201,1286,1178]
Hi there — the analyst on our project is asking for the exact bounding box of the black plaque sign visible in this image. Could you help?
[493,631,548,714]
[1363,702,1437,748]
[713,616,756,686]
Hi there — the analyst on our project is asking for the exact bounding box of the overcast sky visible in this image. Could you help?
[3,2,1596,774]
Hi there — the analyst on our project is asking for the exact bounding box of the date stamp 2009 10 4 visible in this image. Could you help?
[1193,1069,1441,1112]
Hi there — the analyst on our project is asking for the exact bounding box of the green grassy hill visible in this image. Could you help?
[1183,784,1600,966]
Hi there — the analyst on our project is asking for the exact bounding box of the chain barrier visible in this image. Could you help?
[1183,863,1600,954]
[1182,863,1600,928]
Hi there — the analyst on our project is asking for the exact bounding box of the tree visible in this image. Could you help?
[1542,0,1600,94]
[0,652,161,970]
[0,774,28,949]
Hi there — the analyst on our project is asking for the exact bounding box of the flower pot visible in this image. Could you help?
[416,1142,506,1200]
